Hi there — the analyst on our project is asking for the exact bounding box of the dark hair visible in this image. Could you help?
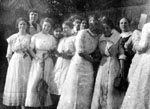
[40,17,54,27]
[16,17,29,28]
[81,17,88,28]
[101,17,114,29]
[54,24,62,30]
[68,14,82,23]
[81,17,88,22]
[63,20,73,29]
[88,14,99,22]
[28,9,39,14]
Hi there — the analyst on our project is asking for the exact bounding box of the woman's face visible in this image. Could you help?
[29,12,38,22]
[80,20,87,30]
[89,17,97,26]
[53,28,62,39]
[119,18,130,32]
[103,23,112,36]
[62,24,72,36]
[18,20,27,31]
[42,21,51,33]
[73,19,81,30]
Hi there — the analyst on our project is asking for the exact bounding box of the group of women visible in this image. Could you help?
[2,9,150,109]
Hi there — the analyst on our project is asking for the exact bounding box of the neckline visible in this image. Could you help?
[120,31,132,38]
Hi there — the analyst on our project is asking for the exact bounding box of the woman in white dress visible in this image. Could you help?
[125,30,142,82]
[3,17,31,109]
[25,18,57,108]
[50,21,75,109]
[57,15,102,109]
[91,18,126,109]
[50,21,75,95]
[121,23,150,109]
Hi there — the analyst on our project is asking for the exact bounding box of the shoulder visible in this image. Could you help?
[7,33,18,43]
[49,34,57,43]
[31,32,41,39]
[78,29,89,36]
[141,23,150,36]
[25,34,31,38]
[25,34,31,41]
[143,23,150,28]
[77,29,90,40]
[142,23,150,32]
[49,34,55,40]
[112,29,120,36]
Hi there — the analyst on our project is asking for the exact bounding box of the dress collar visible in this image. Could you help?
[120,31,132,38]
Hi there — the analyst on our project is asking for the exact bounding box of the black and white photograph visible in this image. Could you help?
[0,0,150,109]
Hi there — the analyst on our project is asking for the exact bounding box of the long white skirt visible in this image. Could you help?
[25,54,53,107]
[3,52,31,106]
[57,54,94,109]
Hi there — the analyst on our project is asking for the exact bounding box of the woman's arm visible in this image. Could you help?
[28,35,39,60]
[134,24,150,52]
[6,36,14,63]
[6,44,13,63]
[28,48,39,60]
[79,52,94,63]
[76,30,96,62]
[56,50,74,59]
[118,39,126,78]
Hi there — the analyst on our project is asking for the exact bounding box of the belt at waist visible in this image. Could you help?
[35,50,52,59]
[14,51,29,58]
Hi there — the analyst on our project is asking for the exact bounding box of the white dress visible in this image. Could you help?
[121,23,150,109]
[3,33,31,106]
[50,36,75,95]
[57,29,98,109]
[25,32,57,107]
[91,29,125,109]
[127,30,142,82]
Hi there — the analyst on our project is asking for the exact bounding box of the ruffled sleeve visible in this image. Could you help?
[6,34,16,58]
[131,30,141,52]
[75,30,87,53]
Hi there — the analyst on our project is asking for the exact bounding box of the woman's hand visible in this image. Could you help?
[62,52,73,60]
[53,49,62,57]
[79,52,94,63]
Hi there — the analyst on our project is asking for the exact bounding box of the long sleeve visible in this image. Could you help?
[131,30,141,52]
[136,23,150,52]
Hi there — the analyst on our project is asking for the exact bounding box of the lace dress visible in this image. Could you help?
[3,33,31,106]
[50,36,75,95]
[25,32,56,107]
[57,29,98,109]
[91,29,125,109]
